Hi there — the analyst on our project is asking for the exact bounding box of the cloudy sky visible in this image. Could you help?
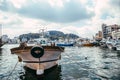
[0,0,120,38]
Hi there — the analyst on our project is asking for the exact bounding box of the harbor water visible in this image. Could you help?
[0,44,120,80]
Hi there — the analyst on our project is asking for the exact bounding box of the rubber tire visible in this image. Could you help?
[31,46,44,58]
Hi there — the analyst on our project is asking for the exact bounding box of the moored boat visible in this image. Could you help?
[56,43,74,46]
[99,39,107,48]
[116,44,120,51]
[114,40,120,51]
[82,43,94,47]
[11,42,64,75]
[82,41,94,47]
[106,39,117,50]
[11,28,64,75]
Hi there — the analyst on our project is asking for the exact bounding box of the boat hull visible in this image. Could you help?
[11,45,64,70]
[116,45,120,51]
[0,43,4,47]
[82,43,94,47]
[56,43,73,46]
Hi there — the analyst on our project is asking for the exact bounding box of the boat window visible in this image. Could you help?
[40,40,46,44]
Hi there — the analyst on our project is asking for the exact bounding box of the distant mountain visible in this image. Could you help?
[19,33,40,41]
[19,30,79,41]
[48,30,64,37]
[47,30,64,40]
[65,33,79,39]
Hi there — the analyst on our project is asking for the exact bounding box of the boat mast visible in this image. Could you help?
[39,27,46,38]
[67,34,70,43]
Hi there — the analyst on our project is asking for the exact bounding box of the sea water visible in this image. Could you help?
[0,44,120,80]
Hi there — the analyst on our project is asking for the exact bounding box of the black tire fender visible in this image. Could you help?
[31,46,44,58]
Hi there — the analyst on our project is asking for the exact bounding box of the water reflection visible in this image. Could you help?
[0,48,2,54]
[19,65,61,80]
[117,51,120,58]
[0,48,2,60]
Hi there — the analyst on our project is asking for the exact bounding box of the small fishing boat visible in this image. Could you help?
[56,43,74,46]
[106,39,117,50]
[99,39,107,48]
[114,40,120,51]
[82,41,94,47]
[56,40,74,47]
[11,28,64,75]
[11,43,64,75]
[82,43,94,47]
[56,33,75,47]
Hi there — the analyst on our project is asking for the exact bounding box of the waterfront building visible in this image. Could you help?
[95,31,102,41]
[102,24,109,39]
[112,29,120,39]
[102,24,120,39]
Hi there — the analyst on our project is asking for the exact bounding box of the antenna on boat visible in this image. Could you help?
[39,26,47,38]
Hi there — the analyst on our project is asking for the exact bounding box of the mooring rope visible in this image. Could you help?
[58,46,64,52]
[6,61,19,80]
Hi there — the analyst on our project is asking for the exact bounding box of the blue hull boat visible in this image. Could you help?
[56,43,74,46]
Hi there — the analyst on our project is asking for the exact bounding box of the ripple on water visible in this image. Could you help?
[0,45,120,80]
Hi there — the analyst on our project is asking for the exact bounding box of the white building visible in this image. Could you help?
[112,29,120,39]
[102,24,120,39]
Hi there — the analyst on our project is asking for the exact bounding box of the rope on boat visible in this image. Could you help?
[6,61,19,80]
[23,58,59,63]
[58,46,64,52]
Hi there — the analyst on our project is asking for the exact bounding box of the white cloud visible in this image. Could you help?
[0,0,94,23]
[10,0,26,8]
[94,0,109,19]
[48,0,64,8]
[0,0,120,39]
[79,0,87,4]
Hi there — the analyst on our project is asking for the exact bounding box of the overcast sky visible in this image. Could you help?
[0,0,120,38]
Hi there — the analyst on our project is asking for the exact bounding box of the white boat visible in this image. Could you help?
[34,37,49,46]
[116,44,120,51]
[114,40,120,51]
[27,28,50,46]
[99,39,107,48]
[106,39,117,50]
